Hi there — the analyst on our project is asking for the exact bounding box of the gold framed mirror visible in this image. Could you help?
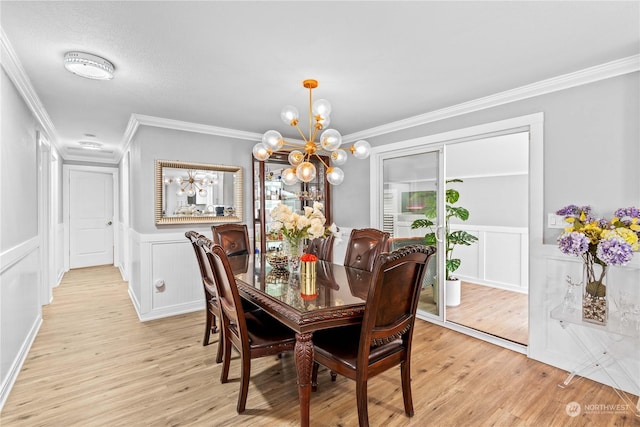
[155,160,243,224]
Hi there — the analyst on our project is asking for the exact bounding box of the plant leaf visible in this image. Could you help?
[411,219,435,229]
[447,258,461,273]
[447,206,469,221]
[446,188,459,204]
[448,230,478,245]
[423,233,437,245]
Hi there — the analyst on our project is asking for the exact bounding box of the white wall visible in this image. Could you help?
[0,68,44,409]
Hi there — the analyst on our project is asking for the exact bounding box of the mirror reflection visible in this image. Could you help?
[155,160,243,224]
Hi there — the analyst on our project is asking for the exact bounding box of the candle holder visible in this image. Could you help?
[300,253,318,298]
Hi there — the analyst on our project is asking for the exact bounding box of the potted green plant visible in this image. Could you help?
[411,179,478,306]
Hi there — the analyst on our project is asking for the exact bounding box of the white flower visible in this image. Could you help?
[328,222,342,244]
[308,219,325,238]
[268,201,337,243]
[297,215,311,229]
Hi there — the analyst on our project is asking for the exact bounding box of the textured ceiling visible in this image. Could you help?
[1,1,638,163]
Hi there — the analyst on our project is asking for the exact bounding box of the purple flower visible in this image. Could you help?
[556,205,592,221]
[557,232,589,256]
[596,236,634,266]
[556,205,580,216]
[614,206,640,219]
[614,206,640,227]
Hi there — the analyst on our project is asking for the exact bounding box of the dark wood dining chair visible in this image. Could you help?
[186,231,224,362]
[201,239,296,414]
[311,244,436,427]
[343,228,390,272]
[305,234,334,262]
[211,223,251,256]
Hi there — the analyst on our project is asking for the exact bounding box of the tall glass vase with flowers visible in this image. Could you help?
[269,201,340,272]
[556,205,639,325]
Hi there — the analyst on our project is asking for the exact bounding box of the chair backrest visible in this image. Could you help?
[201,237,249,351]
[306,235,334,262]
[358,244,436,362]
[211,224,251,256]
[186,231,217,297]
[343,228,390,272]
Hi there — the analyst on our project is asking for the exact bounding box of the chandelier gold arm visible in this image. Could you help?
[293,123,310,143]
[308,83,314,142]
[280,140,304,149]
[253,79,370,185]
[312,153,330,169]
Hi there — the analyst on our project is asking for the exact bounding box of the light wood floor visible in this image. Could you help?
[447,282,528,345]
[2,265,638,426]
[418,282,528,345]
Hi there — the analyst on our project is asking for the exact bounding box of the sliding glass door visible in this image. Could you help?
[371,144,445,320]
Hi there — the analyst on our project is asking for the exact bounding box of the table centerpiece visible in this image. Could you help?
[269,201,339,272]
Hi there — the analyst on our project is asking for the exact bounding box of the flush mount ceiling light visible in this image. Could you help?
[64,51,115,80]
[78,141,103,150]
[252,79,371,186]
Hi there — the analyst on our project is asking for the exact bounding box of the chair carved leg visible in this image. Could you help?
[215,328,224,364]
[237,351,250,413]
[203,311,212,346]
[220,334,231,384]
[203,306,218,346]
[400,361,414,416]
[356,378,369,427]
[311,362,319,392]
[211,312,218,333]
[330,370,337,382]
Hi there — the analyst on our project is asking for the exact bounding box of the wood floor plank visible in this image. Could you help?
[1,265,638,426]
[446,281,529,344]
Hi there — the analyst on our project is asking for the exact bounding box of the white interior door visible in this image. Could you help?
[69,170,114,268]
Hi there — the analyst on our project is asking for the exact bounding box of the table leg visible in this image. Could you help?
[294,332,313,427]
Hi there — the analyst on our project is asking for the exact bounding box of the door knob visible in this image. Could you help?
[107,221,113,226]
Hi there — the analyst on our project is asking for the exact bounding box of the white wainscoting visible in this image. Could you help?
[0,237,43,411]
[128,229,208,321]
[54,223,65,286]
[117,222,129,281]
[394,219,529,293]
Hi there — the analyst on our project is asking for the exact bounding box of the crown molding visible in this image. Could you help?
[133,114,263,140]
[0,27,62,154]
[117,113,263,163]
[343,55,640,143]
[118,113,309,163]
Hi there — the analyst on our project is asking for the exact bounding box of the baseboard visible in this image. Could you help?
[128,287,202,322]
[0,315,43,412]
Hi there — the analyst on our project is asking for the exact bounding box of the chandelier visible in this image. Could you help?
[164,170,216,197]
[252,79,371,186]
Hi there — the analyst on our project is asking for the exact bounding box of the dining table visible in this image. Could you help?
[230,253,372,427]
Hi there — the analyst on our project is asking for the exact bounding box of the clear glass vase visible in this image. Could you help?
[582,261,607,326]
[562,275,581,313]
[284,237,303,273]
